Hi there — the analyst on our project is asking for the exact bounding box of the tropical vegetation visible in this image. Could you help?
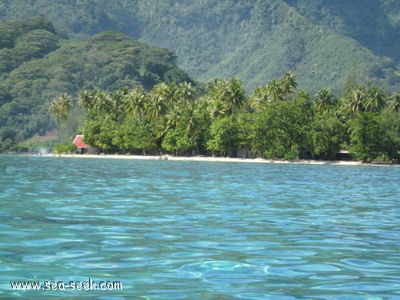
[49,71,400,163]
[0,18,192,152]
[2,1,400,92]
[1,12,400,161]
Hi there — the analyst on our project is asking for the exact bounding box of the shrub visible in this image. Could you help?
[53,143,76,154]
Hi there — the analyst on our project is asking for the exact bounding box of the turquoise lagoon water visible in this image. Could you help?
[0,155,399,299]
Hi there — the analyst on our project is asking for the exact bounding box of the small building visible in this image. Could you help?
[73,135,88,154]
[336,149,350,161]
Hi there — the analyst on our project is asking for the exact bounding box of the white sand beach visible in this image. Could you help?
[43,153,399,167]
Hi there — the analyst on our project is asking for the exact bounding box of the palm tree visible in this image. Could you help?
[281,71,297,98]
[314,88,335,112]
[145,94,167,121]
[109,87,129,120]
[175,82,195,106]
[182,102,199,151]
[123,85,148,120]
[208,98,228,120]
[206,78,229,119]
[48,93,73,122]
[226,77,246,114]
[249,85,269,111]
[346,86,367,114]
[206,77,246,116]
[151,82,176,106]
[266,79,284,102]
[48,93,74,143]
[78,90,95,111]
[165,108,181,131]
[365,85,385,113]
[207,78,227,101]
[92,89,113,115]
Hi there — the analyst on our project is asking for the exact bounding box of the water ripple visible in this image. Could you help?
[1,156,399,299]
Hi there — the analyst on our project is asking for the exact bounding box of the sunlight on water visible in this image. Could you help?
[0,155,399,298]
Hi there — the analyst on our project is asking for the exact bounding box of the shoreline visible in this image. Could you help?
[35,153,400,167]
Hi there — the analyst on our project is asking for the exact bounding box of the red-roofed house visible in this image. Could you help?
[73,135,89,154]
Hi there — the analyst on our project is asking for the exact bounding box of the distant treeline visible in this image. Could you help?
[49,72,400,162]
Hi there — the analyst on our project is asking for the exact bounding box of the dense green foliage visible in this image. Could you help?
[55,72,400,162]
[0,18,192,151]
[2,1,400,92]
[2,2,400,158]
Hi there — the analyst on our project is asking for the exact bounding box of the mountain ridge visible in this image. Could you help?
[1,0,400,92]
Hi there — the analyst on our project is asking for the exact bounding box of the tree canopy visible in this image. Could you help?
[50,73,400,163]
[2,1,400,92]
[0,18,193,151]
[1,16,400,162]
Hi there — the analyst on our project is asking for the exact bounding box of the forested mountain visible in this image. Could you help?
[1,0,400,92]
[0,17,192,150]
[1,1,400,156]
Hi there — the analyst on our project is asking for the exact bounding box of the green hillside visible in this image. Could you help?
[0,17,192,151]
[1,0,400,92]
